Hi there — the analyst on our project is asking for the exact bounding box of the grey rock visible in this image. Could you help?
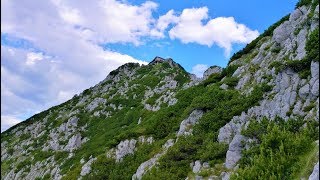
[163,139,175,149]
[177,110,204,136]
[138,136,154,144]
[116,139,137,162]
[86,98,106,112]
[208,175,219,180]
[289,7,303,21]
[65,133,82,152]
[295,28,307,60]
[225,135,246,169]
[80,157,97,176]
[309,162,319,180]
[218,112,248,144]
[203,66,222,80]
[273,21,291,45]
[195,175,203,180]
[192,160,202,173]
[311,61,319,78]
[220,172,231,180]
[203,162,210,168]
[299,84,310,98]
[220,84,228,90]
[236,75,251,90]
[67,116,78,127]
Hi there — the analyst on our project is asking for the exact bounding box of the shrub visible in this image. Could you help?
[295,0,312,8]
[234,117,318,180]
[223,77,239,87]
[202,73,222,86]
[305,28,319,62]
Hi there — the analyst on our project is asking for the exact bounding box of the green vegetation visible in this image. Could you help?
[306,27,319,62]
[1,4,319,178]
[15,158,32,173]
[295,0,312,8]
[233,117,319,179]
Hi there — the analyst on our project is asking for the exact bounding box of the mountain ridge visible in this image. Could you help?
[1,1,319,180]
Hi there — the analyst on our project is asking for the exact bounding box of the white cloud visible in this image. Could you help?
[26,52,45,65]
[0,1,259,132]
[152,10,179,38]
[1,0,152,132]
[191,64,208,78]
[168,7,259,56]
[1,115,22,132]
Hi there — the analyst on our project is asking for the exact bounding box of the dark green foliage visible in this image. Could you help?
[174,73,189,86]
[15,159,31,173]
[54,151,69,162]
[109,69,120,76]
[303,103,316,112]
[269,61,285,74]
[271,45,281,53]
[198,141,228,163]
[295,0,312,8]
[223,77,239,87]
[229,14,289,63]
[42,174,51,180]
[33,150,53,162]
[286,58,312,73]
[202,65,239,86]
[221,65,240,77]
[202,73,222,86]
[305,28,319,62]
[242,118,269,142]
[7,148,14,155]
[234,117,319,179]
[83,88,91,96]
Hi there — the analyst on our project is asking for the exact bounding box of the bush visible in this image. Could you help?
[295,0,312,8]
[223,77,239,87]
[234,117,318,180]
[202,73,223,86]
[305,28,319,62]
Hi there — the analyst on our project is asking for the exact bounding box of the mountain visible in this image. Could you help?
[1,1,319,180]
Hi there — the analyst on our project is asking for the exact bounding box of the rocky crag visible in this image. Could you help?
[1,1,319,180]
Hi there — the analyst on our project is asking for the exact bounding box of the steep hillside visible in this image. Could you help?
[1,1,319,180]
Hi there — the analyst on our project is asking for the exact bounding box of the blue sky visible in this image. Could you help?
[1,0,297,132]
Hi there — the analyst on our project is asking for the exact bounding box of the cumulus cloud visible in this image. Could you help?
[168,7,259,56]
[1,0,150,131]
[191,64,209,78]
[1,115,22,132]
[151,10,179,38]
[1,1,259,131]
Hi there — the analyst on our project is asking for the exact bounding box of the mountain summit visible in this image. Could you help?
[1,1,319,180]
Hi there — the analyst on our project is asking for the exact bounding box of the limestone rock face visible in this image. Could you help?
[65,133,82,152]
[192,160,202,173]
[115,139,137,162]
[177,110,204,136]
[225,135,247,169]
[309,162,319,180]
[80,157,97,176]
[203,66,223,80]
